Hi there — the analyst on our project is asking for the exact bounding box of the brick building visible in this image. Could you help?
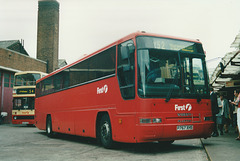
[0,41,47,72]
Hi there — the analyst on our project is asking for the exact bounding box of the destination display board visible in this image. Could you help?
[17,88,35,95]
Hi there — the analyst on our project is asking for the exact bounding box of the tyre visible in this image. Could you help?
[100,114,113,148]
[46,115,54,137]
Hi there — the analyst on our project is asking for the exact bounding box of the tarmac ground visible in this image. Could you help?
[0,124,208,161]
[201,125,240,161]
[1,124,240,161]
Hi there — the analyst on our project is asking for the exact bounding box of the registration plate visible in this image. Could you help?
[22,122,29,124]
[177,125,193,131]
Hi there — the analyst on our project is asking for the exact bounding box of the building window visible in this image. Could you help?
[4,73,10,87]
[10,74,14,88]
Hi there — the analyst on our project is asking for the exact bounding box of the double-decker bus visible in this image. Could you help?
[35,32,213,148]
[12,71,47,125]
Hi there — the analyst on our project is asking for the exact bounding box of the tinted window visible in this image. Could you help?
[117,40,135,99]
[41,77,54,95]
[37,46,116,97]
[88,47,116,81]
[54,73,64,90]
[69,59,89,86]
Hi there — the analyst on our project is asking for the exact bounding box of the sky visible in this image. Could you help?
[1,0,240,65]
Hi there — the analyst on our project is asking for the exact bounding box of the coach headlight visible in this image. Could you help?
[13,116,17,120]
[152,118,162,123]
[140,118,162,124]
[140,118,151,124]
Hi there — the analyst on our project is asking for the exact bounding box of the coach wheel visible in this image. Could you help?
[46,115,54,137]
[100,114,113,148]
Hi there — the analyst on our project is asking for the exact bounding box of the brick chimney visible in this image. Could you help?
[37,0,59,73]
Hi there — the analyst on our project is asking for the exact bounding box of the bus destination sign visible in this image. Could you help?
[17,88,35,95]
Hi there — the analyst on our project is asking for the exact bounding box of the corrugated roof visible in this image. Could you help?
[210,31,240,91]
[210,50,240,91]
[0,40,29,56]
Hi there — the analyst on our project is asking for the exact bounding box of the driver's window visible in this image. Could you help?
[117,40,135,99]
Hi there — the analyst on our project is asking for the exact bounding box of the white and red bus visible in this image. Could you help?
[12,71,47,125]
[35,32,213,148]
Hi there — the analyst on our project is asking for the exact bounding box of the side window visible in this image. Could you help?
[89,46,116,81]
[36,46,116,97]
[10,74,14,87]
[54,73,63,90]
[62,70,70,89]
[42,78,54,95]
[117,40,135,99]
[69,59,89,86]
[4,73,10,87]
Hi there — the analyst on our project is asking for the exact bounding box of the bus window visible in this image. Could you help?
[69,59,89,86]
[138,49,180,97]
[13,97,35,110]
[13,98,22,109]
[88,46,116,81]
[42,78,54,95]
[15,73,41,86]
[193,58,205,85]
[192,58,206,94]
[137,36,209,99]
[117,40,135,99]
[54,73,64,90]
